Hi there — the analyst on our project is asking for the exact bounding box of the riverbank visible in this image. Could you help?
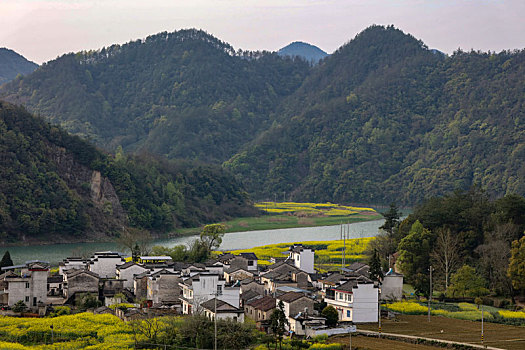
[174,211,382,236]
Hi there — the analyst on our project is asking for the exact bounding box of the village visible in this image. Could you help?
[0,244,403,338]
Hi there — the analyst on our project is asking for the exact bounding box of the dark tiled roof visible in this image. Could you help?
[65,269,99,279]
[239,252,258,260]
[247,295,276,312]
[200,298,241,313]
[277,291,310,303]
[47,276,63,283]
[241,289,261,302]
[334,280,357,292]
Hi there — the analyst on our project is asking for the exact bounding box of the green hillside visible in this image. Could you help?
[0,48,38,85]
[0,29,310,163]
[0,101,255,245]
[1,26,524,205]
[226,25,525,204]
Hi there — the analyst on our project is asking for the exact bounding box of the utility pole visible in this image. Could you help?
[378,300,381,338]
[214,291,218,350]
[428,265,433,322]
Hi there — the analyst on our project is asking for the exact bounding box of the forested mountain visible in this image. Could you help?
[0,48,38,85]
[0,29,310,162]
[278,42,328,64]
[226,25,525,204]
[0,102,254,245]
[1,26,524,205]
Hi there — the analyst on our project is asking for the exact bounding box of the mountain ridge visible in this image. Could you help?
[0,48,38,85]
[1,25,524,206]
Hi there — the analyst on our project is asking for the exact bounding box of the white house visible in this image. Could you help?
[4,262,48,309]
[59,257,87,276]
[116,261,148,291]
[289,245,315,274]
[325,280,378,323]
[380,268,404,301]
[147,269,181,305]
[201,298,245,322]
[88,252,126,278]
[179,273,240,315]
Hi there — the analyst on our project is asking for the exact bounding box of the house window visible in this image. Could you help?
[217,285,222,295]
[338,293,343,300]
[25,296,29,302]
[347,310,351,318]
[248,260,254,266]
[25,282,30,288]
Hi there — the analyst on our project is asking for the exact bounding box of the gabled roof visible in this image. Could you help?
[239,252,258,260]
[200,298,242,313]
[241,289,261,302]
[320,273,345,284]
[65,269,99,279]
[334,280,358,292]
[150,269,177,278]
[289,244,312,253]
[277,291,311,303]
[247,295,276,312]
[117,261,144,270]
[347,262,368,272]
[225,266,252,274]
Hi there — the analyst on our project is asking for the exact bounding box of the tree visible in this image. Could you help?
[397,220,433,295]
[508,236,525,294]
[270,300,289,350]
[430,228,461,291]
[476,239,513,296]
[379,202,400,237]
[0,251,13,268]
[448,265,489,298]
[369,248,383,282]
[321,305,339,327]
[12,300,27,313]
[200,223,226,251]
[116,227,152,258]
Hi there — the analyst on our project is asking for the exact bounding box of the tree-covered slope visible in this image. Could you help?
[0,48,38,85]
[226,25,525,204]
[0,101,254,245]
[0,29,310,163]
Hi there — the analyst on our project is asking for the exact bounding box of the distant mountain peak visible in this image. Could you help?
[278,41,328,64]
[0,48,38,85]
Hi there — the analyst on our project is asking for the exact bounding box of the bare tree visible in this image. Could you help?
[430,228,461,291]
[116,227,152,260]
[476,239,513,296]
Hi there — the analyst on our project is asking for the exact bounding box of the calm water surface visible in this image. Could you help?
[4,219,384,265]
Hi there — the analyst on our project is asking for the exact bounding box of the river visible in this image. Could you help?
[4,219,385,265]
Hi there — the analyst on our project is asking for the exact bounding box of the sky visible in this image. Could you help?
[1,0,524,64]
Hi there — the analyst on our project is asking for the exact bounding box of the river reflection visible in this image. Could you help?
[4,219,384,265]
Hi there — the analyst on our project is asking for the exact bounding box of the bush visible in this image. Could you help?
[12,300,27,313]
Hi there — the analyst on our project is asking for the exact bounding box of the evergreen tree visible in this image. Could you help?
[369,248,384,282]
[0,251,13,269]
[380,203,400,237]
[321,305,339,326]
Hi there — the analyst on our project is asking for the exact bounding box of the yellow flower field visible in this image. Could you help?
[255,202,376,217]
[226,237,373,268]
[0,313,136,349]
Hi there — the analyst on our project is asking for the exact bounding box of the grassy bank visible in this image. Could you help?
[173,202,382,236]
